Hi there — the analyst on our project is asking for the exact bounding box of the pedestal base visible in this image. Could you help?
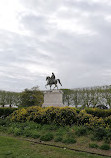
[42,90,64,107]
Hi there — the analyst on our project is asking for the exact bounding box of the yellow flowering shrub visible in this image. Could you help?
[85,117,106,128]
[104,115,111,128]
[10,106,77,125]
[77,110,93,125]
[10,106,111,128]
[10,108,28,122]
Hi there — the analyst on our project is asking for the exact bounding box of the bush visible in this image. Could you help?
[99,144,110,150]
[104,115,111,127]
[77,110,93,125]
[10,106,42,122]
[93,127,106,140]
[86,117,105,129]
[62,138,76,144]
[53,107,77,126]
[31,131,40,139]
[0,118,10,126]
[13,127,23,136]
[54,136,63,142]
[85,108,111,118]
[75,126,87,136]
[40,133,54,141]
[0,108,17,117]
[9,106,111,128]
[89,143,99,148]
[23,130,32,137]
[10,106,77,126]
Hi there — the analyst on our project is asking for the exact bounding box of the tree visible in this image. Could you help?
[62,89,73,106]
[21,87,44,107]
[0,91,7,107]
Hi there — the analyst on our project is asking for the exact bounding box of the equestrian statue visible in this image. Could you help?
[45,73,62,90]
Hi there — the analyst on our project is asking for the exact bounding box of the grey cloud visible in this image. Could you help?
[0,0,111,91]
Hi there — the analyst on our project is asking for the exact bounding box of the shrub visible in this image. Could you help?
[31,131,40,139]
[0,108,17,117]
[10,108,28,122]
[104,115,111,127]
[23,130,32,137]
[93,127,106,140]
[77,110,93,125]
[104,129,111,143]
[54,136,63,142]
[86,117,105,129]
[62,138,76,144]
[8,127,14,134]
[85,108,111,118]
[0,118,10,126]
[40,133,54,141]
[13,127,23,136]
[99,144,110,150]
[9,106,111,128]
[89,143,99,148]
[10,106,42,122]
[53,107,77,126]
[10,106,77,126]
[75,126,87,136]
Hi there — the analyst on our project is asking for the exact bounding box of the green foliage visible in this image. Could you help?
[77,110,93,125]
[10,106,77,126]
[54,136,63,142]
[20,87,43,107]
[89,143,99,148]
[0,107,17,117]
[31,131,40,139]
[10,106,111,128]
[62,138,76,144]
[93,127,106,141]
[85,108,111,118]
[13,127,23,136]
[99,144,110,150]
[62,85,111,108]
[104,115,111,127]
[75,126,88,136]
[0,90,21,107]
[40,133,54,141]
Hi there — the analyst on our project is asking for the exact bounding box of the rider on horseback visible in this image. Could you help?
[50,72,55,83]
[45,72,62,90]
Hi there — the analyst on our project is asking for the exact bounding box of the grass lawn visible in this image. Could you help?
[0,135,110,158]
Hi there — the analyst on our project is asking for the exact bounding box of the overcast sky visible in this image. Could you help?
[0,0,111,92]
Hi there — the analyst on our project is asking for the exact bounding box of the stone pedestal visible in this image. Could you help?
[42,90,64,107]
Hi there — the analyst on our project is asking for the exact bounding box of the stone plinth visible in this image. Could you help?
[42,90,64,107]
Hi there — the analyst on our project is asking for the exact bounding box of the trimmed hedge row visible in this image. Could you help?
[85,108,111,118]
[0,107,17,117]
[10,106,77,126]
[10,106,111,127]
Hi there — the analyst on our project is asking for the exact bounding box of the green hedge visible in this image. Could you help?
[85,108,111,118]
[10,106,111,128]
[0,108,17,117]
[10,106,77,126]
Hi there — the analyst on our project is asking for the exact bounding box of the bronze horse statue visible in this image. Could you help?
[45,76,62,90]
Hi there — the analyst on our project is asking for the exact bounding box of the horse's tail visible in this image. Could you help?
[57,79,62,86]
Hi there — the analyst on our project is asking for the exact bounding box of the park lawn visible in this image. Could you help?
[0,121,111,157]
[0,135,110,158]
